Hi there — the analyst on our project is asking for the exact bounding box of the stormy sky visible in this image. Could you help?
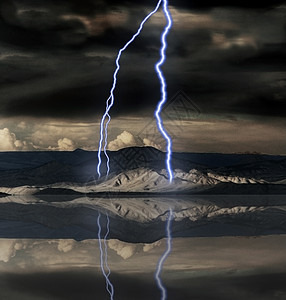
[0,0,285,153]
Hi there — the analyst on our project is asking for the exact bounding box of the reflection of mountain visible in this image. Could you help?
[0,195,286,241]
[0,147,285,194]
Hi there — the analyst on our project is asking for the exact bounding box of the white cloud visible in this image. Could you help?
[17,121,27,129]
[0,119,164,152]
[108,131,142,150]
[0,128,36,151]
[48,138,76,151]
[0,128,17,150]
[30,121,96,150]
[57,138,76,151]
[14,140,23,148]
[142,138,162,150]
[108,131,161,151]
[14,140,36,150]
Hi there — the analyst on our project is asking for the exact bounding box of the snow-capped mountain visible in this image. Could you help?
[0,147,285,195]
[0,166,276,195]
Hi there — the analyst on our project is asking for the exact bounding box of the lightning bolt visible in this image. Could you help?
[97,212,114,299]
[97,0,163,178]
[155,208,173,300]
[155,0,173,183]
[104,113,111,177]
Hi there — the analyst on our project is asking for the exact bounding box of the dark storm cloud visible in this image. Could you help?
[0,0,285,119]
[173,0,286,9]
[165,5,286,118]
[0,0,168,118]
[242,43,286,69]
[0,0,93,48]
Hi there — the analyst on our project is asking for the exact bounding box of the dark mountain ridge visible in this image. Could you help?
[0,146,284,188]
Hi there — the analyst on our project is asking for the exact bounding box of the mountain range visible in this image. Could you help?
[0,147,285,195]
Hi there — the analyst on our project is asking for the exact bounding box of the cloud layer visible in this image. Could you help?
[0,0,284,120]
[0,1,285,153]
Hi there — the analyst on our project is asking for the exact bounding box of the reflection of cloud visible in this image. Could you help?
[57,240,75,253]
[108,239,140,259]
[0,240,26,263]
[0,240,16,262]
[143,240,161,252]
[0,236,285,278]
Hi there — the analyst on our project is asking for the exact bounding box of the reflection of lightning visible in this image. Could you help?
[155,0,173,183]
[103,214,112,292]
[97,212,114,299]
[97,0,163,178]
[155,208,173,300]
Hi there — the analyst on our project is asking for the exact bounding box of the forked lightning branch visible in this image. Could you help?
[95,1,174,299]
[97,0,173,183]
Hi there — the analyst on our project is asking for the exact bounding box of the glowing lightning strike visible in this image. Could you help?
[104,113,111,177]
[97,0,163,179]
[155,0,173,183]
[155,208,173,300]
[97,212,114,299]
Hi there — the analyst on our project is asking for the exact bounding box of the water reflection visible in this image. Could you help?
[0,236,286,299]
[0,195,285,241]
[0,195,286,299]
